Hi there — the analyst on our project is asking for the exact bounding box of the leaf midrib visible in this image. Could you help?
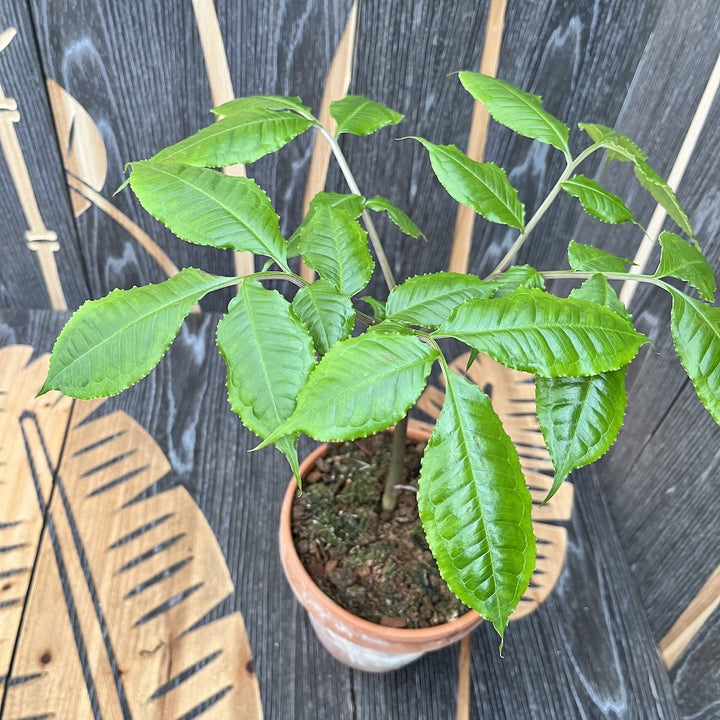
[157,111,309,161]
[147,164,284,262]
[48,274,226,388]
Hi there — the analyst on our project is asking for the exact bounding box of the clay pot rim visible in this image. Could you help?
[280,428,482,644]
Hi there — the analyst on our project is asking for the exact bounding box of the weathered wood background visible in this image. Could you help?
[1,0,718,717]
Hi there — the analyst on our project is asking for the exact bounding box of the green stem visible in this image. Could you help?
[540,269,668,289]
[317,125,396,291]
[487,144,601,279]
[381,414,409,513]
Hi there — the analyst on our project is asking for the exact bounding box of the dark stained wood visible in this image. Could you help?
[0,3,89,309]
[564,3,720,714]
[0,309,681,718]
[25,0,354,309]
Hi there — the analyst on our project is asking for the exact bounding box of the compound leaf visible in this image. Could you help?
[300,206,373,296]
[438,288,647,377]
[330,95,403,136]
[568,240,632,274]
[656,231,716,302]
[669,289,720,424]
[216,280,316,478]
[130,161,286,264]
[153,106,313,166]
[561,175,636,224]
[459,72,570,155]
[263,333,438,443]
[292,279,355,355]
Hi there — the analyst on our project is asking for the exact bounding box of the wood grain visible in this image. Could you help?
[1,309,682,719]
[0,4,89,310]
[0,331,262,717]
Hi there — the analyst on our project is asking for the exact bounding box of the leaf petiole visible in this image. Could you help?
[487,143,603,278]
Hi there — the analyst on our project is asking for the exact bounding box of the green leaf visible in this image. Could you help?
[570,274,631,322]
[386,272,494,327]
[437,288,647,377]
[634,161,695,242]
[288,193,367,258]
[153,106,313,166]
[561,175,636,224]
[412,138,524,229]
[130,161,286,264]
[212,95,312,118]
[578,123,647,163]
[262,333,438,443]
[656,231,716,302]
[487,265,545,297]
[536,371,627,500]
[300,206,374,296]
[366,196,424,238]
[669,289,720,424]
[329,95,403,136]
[360,296,386,321]
[537,274,631,499]
[459,72,570,155]
[567,240,632,274]
[216,280,316,479]
[308,192,366,217]
[418,370,534,640]
[292,279,355,355]
[42,268,231,398]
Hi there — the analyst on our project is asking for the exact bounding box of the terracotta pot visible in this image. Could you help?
[278,429,482,672]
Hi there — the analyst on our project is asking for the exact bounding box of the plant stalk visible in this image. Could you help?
[381,415,409,513]
[318,125,397,291]
[487,145,600,279]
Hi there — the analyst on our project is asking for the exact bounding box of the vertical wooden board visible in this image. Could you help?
[0,3,89,309]
[27,0,354,309]
[341,0,660,301]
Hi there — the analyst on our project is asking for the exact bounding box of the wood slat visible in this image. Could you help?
[0,4,89,310]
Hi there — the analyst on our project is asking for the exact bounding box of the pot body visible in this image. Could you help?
[278,430,482,672]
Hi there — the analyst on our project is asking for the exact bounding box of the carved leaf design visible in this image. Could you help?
[413,352,574,620]
[46,79,107,218]
[0,345,262,718]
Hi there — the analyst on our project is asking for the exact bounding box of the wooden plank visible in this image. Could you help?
[26,0,353,308]
[558,3,720,714]
[0,4,89,310]
[0,313,262,718]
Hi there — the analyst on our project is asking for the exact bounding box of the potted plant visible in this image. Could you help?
[41,73,720,670]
